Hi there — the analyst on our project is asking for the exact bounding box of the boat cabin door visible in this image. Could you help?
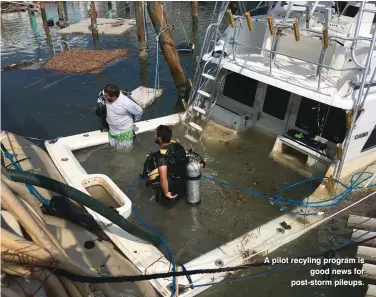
[253,83,297,136]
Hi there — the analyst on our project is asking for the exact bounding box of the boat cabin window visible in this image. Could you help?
[223,72,258,108]
[342,4,359,18]
[361,125,376,153]
[262,86,290,120]
[295,97,347,143]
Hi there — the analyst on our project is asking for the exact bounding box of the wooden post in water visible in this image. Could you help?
[192,1,198,25]
[90,1,99,36]
[191,1,198,47]
[134,1,147,58]
[56,1,67,28]
[139,56,148,87]
[147,2,187,99]
[39,1,52,51]
[63,1,69,22]
[57,1,64,21]
[39,1,47,22]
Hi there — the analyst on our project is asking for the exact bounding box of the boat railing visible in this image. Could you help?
[204,2,376,96]
[52,40,71,54]
[194,1,376,183]
[227,31,372,91]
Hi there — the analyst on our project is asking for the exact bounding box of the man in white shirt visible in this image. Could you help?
[102,84,143,149]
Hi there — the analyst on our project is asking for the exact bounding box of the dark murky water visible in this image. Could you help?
[1,2,365,296]
[1,1,216,140]
[76,123,303,263]
[75,122,364,297]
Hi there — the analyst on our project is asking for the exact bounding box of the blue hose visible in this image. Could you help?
[127,177,176,297]
[202,171,375,215]
[127,168,375,293]
[1,144,50,206]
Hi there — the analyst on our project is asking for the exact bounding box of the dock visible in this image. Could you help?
[347,215,376,297]
[58,18,136,35]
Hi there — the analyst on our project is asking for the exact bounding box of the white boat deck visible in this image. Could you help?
[203,53,354,110]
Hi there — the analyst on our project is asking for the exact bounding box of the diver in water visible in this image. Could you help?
[144,125,189,208]
[95,84,142,149]
[141,125,207,207]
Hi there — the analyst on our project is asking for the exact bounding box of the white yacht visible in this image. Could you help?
[186,1,376,182]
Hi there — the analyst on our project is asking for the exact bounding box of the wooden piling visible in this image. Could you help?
[139,55,148,88]
[39,1,51,40]
[57,1,64,21]
[90,1,98,35]
[39,1,47,22]
[191,1,198,17]
[192,1,198,17]
[63,1,69,22]
[192,1,198,28]
[147,2,187,99]
[134,1,147,57]
[92,32,101,50]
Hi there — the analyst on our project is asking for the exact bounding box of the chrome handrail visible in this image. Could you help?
[229,41,362,72]
[335,19,376,181]
[351,1,367,69]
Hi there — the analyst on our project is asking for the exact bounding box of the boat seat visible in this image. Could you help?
[270,132,334,177]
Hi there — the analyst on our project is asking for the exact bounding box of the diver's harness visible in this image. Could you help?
[140,140,205,189]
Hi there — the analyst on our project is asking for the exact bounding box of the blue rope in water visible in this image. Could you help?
[2,145,50,206]
[128,170,376,220]
[127,169,375,292]
[127,177,176,297]
[202,171,375,215]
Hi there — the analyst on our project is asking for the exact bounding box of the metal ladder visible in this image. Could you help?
[184,1,230,144]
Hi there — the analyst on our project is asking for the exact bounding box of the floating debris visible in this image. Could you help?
[1,60,37,72]
[44,49,129,73]
[58,18,136,35]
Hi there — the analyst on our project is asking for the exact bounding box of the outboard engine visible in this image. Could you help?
[185,153,204,205]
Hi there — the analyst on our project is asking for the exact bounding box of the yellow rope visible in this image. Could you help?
[178,14,190,43]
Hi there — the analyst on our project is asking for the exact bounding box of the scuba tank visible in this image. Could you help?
[140,145,205,205]
[185,152,205,205]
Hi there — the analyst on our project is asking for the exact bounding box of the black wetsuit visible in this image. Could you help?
[154,142,188,208]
